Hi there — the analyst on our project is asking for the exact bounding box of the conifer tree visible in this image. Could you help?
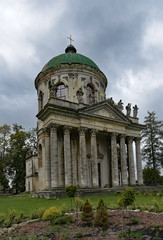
[95,199,109,227]
[142,111,163,181]
[81,199,93,224]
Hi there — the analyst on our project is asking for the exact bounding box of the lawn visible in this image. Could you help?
[0,193,162,217]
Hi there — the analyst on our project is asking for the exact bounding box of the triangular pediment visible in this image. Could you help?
[79,101,130,124]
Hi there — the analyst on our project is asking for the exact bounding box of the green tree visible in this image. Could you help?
[8,124,31,193]
[143,167,163,185]
[81,199,94,224]
[95,199,109,227]
[142,111,163,185]
[65,185,77,210]
[0,124,10,192]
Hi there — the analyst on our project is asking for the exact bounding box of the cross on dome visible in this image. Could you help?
[67,34,74,45]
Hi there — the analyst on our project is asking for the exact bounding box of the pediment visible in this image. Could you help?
[79,102,130,123]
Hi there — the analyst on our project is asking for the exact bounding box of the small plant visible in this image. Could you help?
[29,209,40,219]
[81,199,94,224]
[16,211,24,223]
[60,229,70,239]
[65,185,78,210]
[119,228,144,238]
[50,214,73,226]
[0,213,6,227]
[153,200,160,213]
[131,217,140,225]
[6,209,17,227]
[75,232,84,238]
[95,206,109,227]
[37,208,45,219]
[100,231,108,237]
[43,206,61,222]
[75,197,83,211]
[97,198,105,211]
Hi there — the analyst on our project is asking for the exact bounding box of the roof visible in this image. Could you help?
[42,45,100,72]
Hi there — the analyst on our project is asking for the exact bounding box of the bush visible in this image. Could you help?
[118,187,136,208]
[81,199,94,224]
[97,199,105,211]
[95,206,109,227]
[131,217,140,225]
[37,208,46,219]
[16,211,24,223]
[75,197,83,211]
[51,214,73,226]
[43,207,61,221]
[6,209,17,227]
[75,232,84,238]
[0,213,6,227]
[65,185,77,198]
[153,200,160,213]
[29,209,40,219]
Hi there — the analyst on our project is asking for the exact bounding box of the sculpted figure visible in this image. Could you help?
[76,88,84,103]
[117,99,124,111]
[133,104,139,118]
[126,103,131,116]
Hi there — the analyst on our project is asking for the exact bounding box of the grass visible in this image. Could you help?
[0,193,162,217]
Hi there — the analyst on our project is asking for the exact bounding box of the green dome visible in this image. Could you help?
[42,46,100,72]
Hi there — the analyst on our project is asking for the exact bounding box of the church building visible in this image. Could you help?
[26,40,144,193]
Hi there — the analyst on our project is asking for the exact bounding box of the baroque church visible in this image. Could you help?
[26,39,144,193]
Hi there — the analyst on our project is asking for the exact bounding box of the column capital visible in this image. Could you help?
[79,127,87,136]
[134,137,142,143]
[63,126,71,135]
[43,127,50,136]
[120,134,126,140]
[90,128,97,137]
[127,136,134,142]
[50,123,58,133]
[111,132,118,139]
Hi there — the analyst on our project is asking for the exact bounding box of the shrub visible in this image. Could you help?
[97,199,105,211]
[75,197,83,211]
[153,200,160,213]
[75,232,84,238]
[37,208,46,219]
[65,185,78,198]
[43,207,61,221]
[95,206,109,227]
[6,209,17,227]
[0,213,6,227]
[51,214,73,226]
[16,211,24,223]
[118,187,136,208]
[29,209,40,219]
[131,217,140,225]
[81,199,94,224]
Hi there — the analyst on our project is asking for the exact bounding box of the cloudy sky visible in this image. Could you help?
[0,0,163,130]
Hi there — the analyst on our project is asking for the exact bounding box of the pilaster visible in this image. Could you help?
[111,132,119,187]
[50,124,58,188]
[64,127,72,187]
[135,137,143,185]
[44,127,51,190]
[128,137,136,185]
[91,129,99,188]
[120,134,128,186]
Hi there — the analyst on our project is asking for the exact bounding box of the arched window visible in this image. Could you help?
[56,83,66,100]
[38,144,42,167]
[39,91,44,110]
[86,84,94,104]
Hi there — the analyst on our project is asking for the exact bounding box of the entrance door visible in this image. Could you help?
[98,163,101,187]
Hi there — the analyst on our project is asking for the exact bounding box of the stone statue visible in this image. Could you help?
[108,97,114,105]
[126,103,131,116]
[133,105,139,118]
[76,88,84,103]
[117,99,124,111]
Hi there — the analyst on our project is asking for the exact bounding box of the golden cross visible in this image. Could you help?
[67,34,74,45]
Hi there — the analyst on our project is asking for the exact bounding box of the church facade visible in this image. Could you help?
[26,43,144,192]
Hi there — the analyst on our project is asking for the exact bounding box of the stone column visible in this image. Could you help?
[64,127,72,187]
[50,124,58,188]
[120,135,128,185]
[58,135,64,187]
[111,133,119,187]
[79,127,88,188]
[91,129,99,188]
[128,137,136,185]
[71,134,78,186]
[135,138,143,185]
[44,127,51,190]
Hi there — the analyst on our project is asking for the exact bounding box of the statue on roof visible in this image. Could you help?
[133,104,139,118]
[126,103,131,116]
[117,99,124,111]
